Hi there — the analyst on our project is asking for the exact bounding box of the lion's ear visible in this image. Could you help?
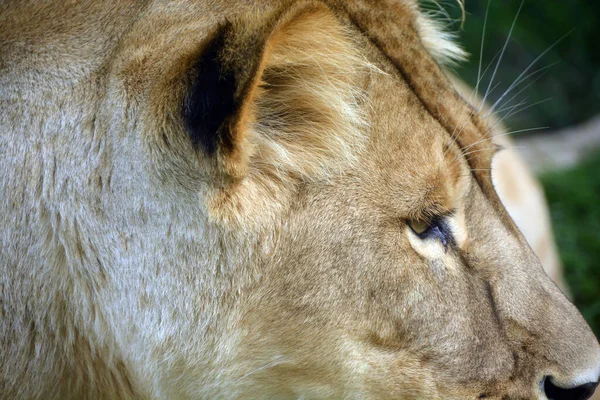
[183,1,371,182]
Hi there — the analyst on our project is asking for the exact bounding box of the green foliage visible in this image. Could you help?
[440,0,600,130]
[540,152,600,336]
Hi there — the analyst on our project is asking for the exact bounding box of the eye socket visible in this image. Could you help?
[408,217,453,249]
[408,220,429,235]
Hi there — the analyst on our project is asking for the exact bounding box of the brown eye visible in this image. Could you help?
[408,220,429,235]
[408,217,453,249]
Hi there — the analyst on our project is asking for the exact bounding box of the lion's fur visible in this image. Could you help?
[1,0,599,398]
[449,76,569,294]
[415,1,467,66]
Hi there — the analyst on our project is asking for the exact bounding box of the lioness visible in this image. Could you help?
[1,0,599,399]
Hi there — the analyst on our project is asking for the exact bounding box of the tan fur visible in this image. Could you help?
[492,136,568,294]
[449,77,569,294]
[1,0,599,399]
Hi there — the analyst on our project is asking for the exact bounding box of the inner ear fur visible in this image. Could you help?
[183,1,372,183]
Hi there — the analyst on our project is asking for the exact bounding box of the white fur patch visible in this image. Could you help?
[415,1,468,66]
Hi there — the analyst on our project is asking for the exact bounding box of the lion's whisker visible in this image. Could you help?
[453,144,523,165]
[474,0,492,100]
[464,145,523,160]
[444,79,502,157]
[496,98,529,115]
[494,98,553,124]
[479,0,525,112]
[456,126,546,159]
[487,32,570,115]
[486,98,530,132]
[484,62,557,118]
[444,12,499,157]
[452,146,498,164]
[446,40,539,158]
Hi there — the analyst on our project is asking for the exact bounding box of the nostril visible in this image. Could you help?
[543,376,599,400]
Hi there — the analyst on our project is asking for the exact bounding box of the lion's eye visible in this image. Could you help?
[408,220,429,235]
[408,218,453,249]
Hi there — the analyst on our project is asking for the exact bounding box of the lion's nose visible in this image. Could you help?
[543,376,599,400]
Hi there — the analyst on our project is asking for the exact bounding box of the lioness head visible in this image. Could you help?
[1,0,599,399]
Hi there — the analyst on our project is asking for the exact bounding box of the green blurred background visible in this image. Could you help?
[430,0,600,335]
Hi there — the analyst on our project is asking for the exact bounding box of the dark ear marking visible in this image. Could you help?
[180,3,366,183]
[182,22,266,157]
[182,25,236,155]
